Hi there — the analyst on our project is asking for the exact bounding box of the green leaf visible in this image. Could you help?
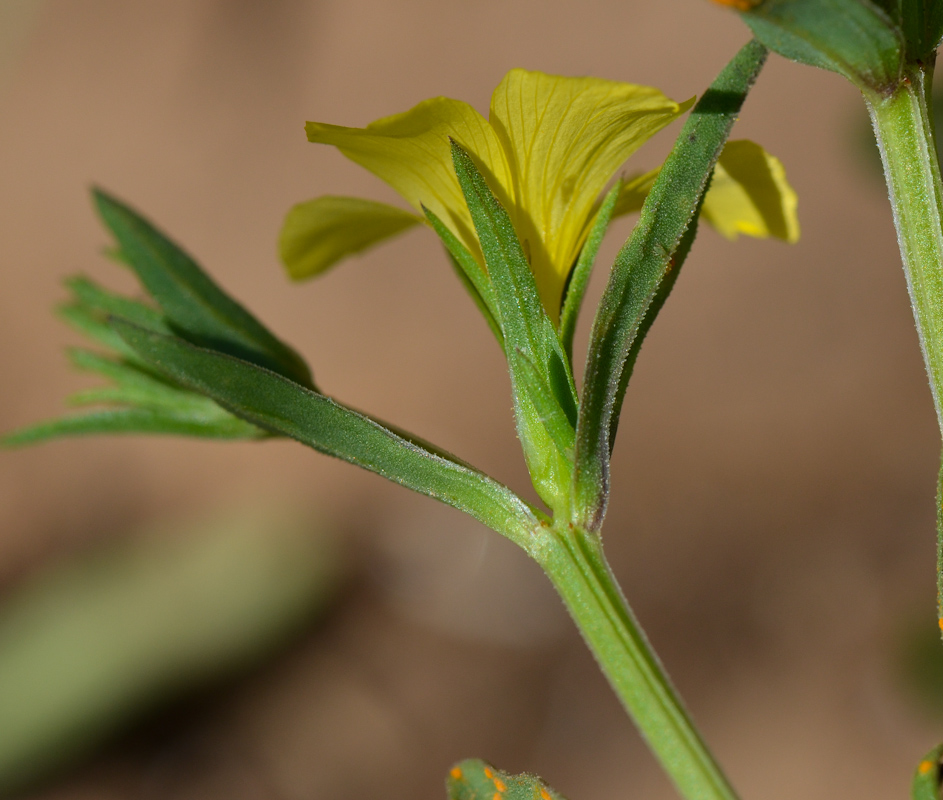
[423,204,504,345]
[93,189,314,388]
[111,320,545,551]
[514,349,579,453]
[913,743,943,800]
[574,39,769,531]
[57,276,172,361]
[2,407,263,446]
[450,140,578,514]
[3,342,266,446]
[447,760,567,800]
[57,303,133,359]
[66,276,168,334]
[279,195,421,280]
[738,0,904,93]
[64,349,238,415]
[559,181,621,364]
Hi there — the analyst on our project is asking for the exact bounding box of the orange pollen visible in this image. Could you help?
[484,768,494,780]
[920,760,935,775]
[494,779,507,792]
[540,789,552,800]
[451,768,463,780]
[938,618,943,632]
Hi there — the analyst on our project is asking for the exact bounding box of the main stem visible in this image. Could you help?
[537,526,739,800]
[864,63,943,624]
[866,64,943,434]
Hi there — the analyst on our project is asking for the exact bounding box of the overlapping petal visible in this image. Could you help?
[611,140,800,244]
[279,196,421,280]
[488,69,693,313]
[701,140,799,242]
[305,97,512,266]
[287,71,798,325]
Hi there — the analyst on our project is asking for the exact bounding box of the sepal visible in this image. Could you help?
[573,40,769,530]
[450,140,578,514]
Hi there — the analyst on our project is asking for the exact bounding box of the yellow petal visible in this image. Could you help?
[701,139,800,243]
[279,196,421,280]
[306,98,512,266]
[612,140,800,244]
[489,69,692,315]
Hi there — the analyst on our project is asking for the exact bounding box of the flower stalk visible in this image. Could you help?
[537,526,740,800]
[864,61,943,630]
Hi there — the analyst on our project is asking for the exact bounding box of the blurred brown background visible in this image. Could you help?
[1,1,941,798]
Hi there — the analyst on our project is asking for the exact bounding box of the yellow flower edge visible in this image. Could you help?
[281,140,798,279]
[282,69,799,317]
[612,139,799,243]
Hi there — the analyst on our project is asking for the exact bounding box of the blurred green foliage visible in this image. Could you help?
[0,507,342,794]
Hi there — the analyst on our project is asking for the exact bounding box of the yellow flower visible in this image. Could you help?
[280,69,798,322]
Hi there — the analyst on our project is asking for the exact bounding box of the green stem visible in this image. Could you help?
[865,64,943,435]
[864,63,943,627]
[536,526,739,800]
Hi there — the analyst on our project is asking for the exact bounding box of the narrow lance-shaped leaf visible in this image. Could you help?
[112,320,545,553]
[2,407,263,446]
[64,348,239,416]
[573,39,769,531]
[451,140,578,514]
[93,189,314,388]
[57,275,173,361]
[66,276,169,335]
[2,329,266,448]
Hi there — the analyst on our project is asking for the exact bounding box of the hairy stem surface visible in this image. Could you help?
[537,527,739,800]
[865,63,943,626]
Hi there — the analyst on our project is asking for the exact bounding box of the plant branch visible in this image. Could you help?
[537,527,740,800]
[864,61,943,627]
